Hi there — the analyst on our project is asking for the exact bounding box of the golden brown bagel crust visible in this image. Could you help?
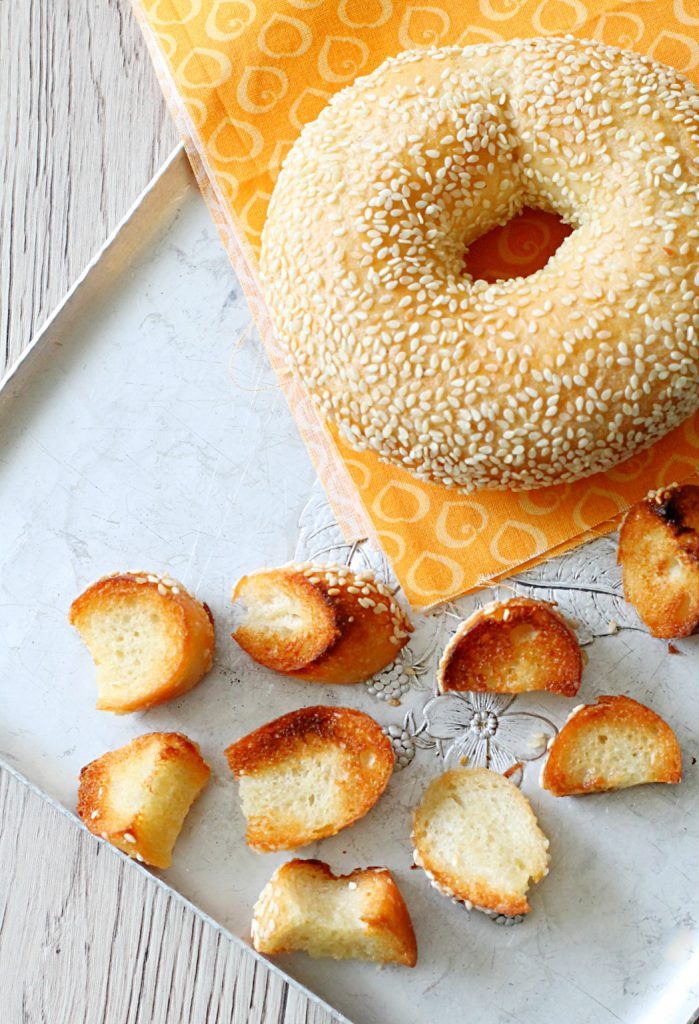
[412,768,550,917]
[438,597,582,695]
[77,732,210,868]
[261,37,699,491]
[619,484,699,638]
[252,859,418,966]
[225,705,392,774]
[232,563,412,684]
[541,695,682,796]
[225,706,394,851]
[69,572,215,713]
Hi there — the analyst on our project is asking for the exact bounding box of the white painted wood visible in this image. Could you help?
[0,2,338,1020]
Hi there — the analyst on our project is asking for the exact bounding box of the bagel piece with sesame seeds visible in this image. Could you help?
[77,732,210,869]
[251,859,417,966]
[438,597,583,696]
[412,768,550,918]
[540,695,681,796]
[225,706,394,852]
[69,571,215,713]
[260,36,699,492]
[231,562,412,684]
[618,483,699,638]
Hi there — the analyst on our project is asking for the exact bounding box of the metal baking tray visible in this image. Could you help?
[2,146,699,1024]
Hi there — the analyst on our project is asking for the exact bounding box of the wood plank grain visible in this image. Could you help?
[0,767,339,1023]
[0,0,178,374]
[0,2,341,1020]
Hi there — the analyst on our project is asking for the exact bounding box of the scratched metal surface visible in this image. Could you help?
[1,155,699,1024]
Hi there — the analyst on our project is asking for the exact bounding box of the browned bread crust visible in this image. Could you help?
[232,563,412,684]
[225,706,394,851]
[77,732,210,868]
[618,484,699,638]
[252,859,417,966]
[69,571,215,712]
[541,695,682,796]
[412,768,549,918]
[438,597,582,696]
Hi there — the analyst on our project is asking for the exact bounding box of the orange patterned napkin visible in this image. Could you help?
[131,0,699,607]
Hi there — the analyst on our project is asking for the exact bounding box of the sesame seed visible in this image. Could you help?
[260,38,699,491]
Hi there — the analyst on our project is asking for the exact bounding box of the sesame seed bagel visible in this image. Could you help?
[232,561,412,683]
[260,36,699,492]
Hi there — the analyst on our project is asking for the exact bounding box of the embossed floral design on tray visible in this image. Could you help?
[385,691,558,780]
[295,486,646,783]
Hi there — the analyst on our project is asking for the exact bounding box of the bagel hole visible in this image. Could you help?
[462,207,572,283]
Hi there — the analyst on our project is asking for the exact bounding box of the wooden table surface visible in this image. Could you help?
[0,3,339,1021]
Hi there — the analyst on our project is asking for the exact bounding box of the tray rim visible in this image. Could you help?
[0,144,351,1024]
[1,144,187,402]
[2,144,699,1024]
